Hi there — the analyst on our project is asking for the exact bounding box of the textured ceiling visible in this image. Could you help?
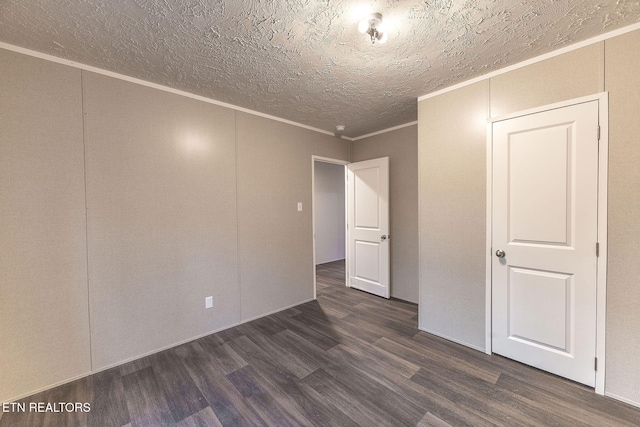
[1,1,639,137]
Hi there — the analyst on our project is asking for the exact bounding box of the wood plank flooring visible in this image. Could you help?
[2,259,639,426]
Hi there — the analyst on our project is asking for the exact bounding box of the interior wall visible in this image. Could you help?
[313,162,346,265]
[0,47,349,402]
[418,83,489,349]
[603,29,640,406]
[83,72,241,370]
[489,44,604,117]
[418,45,602,349]
[352,125,419,303]
[236,113,349,321]
[0,49,91,403]
[418,36,640,405]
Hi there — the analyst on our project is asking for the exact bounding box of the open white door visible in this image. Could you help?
[347,157,390,298]
[492,101,599,387]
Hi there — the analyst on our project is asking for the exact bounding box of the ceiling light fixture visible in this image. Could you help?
[358,13,388,45]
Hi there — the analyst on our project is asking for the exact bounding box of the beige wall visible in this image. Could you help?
[418,82,488,349]
[418,36,640,404]
[0,49,91,403]
[236,113,346,320]
[352,125,419,303]
[604,30,640,405]
[0,48,349,401]
[490,44,604,117]
[83,72,241,370]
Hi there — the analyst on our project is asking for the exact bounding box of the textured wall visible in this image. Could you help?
[0,47,350,401]
[352,125,419,303]
[417,43,604,352]
[490,44,604,117]
[314,161,346,265]
[418,83,489,349]
[0,50,91,402]
[236,113,349,321]
[418,31,640,406]
[83,72,240,370]
[604,30,640,406]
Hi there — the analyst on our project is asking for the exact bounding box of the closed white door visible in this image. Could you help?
[347,157,390,298]
[492,101,599,386]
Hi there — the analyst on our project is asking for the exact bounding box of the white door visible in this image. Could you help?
[347,157,390,298]
[492,101,599,387]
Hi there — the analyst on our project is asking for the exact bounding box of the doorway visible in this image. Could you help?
[486,93,609,394]
[312,156,348,298]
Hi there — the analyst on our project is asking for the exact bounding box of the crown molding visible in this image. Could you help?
[418,21,640,102]
[0,41,337,138]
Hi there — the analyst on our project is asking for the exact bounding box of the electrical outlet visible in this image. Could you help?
[297,202,303,211]
[205,296,213,309]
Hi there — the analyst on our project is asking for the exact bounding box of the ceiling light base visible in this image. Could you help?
[358,13,387,45]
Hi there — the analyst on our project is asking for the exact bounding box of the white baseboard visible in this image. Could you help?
[605,392,640,409]
[4,296,315,403]
[3,370,93,404]
[417,327,486,353]
[240,298,315,324]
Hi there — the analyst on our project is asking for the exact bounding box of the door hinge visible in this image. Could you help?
[596,242,600,257]
[595,357,598,371]
[597,125,601,141]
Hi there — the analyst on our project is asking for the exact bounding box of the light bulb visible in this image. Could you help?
[378,32,388,44]
[358,20,369,34]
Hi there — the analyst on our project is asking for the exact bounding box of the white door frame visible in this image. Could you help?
[312,155,349,299]
[485,92,609,395]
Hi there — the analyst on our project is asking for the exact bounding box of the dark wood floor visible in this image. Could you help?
[3,259,639,426]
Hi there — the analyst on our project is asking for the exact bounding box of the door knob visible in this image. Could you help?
[381,235,387,241]
[495,249,506,258]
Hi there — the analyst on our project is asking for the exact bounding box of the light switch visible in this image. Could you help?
[297,202,303,211]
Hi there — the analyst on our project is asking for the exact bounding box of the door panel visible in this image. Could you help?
[492,101,598,387]
[509,126,571,245]
[508,267,572,352]
[354,167,381,228]
[354,240,380,282]
[347,157,389,298]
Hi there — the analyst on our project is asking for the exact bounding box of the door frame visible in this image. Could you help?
[485,92,609,395]
[312,155,349,299]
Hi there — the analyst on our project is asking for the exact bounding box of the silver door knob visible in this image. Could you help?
[495,249,505,258]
